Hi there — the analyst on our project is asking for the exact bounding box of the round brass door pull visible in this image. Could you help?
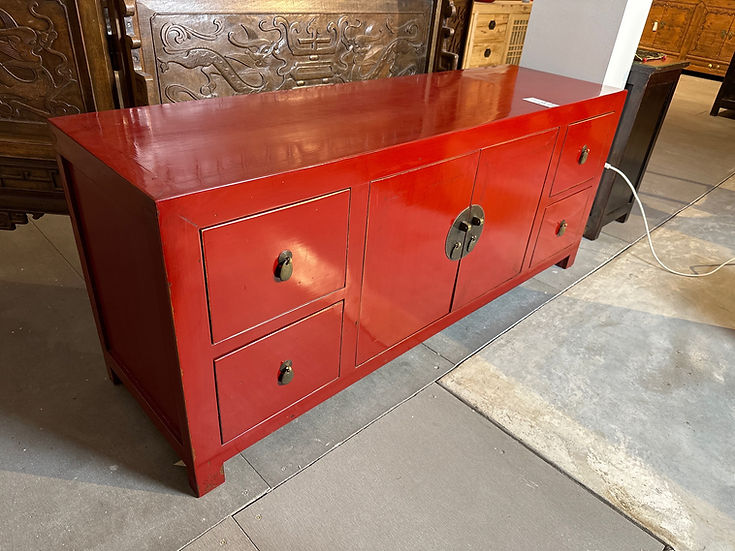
[278,360,294,385]
[578,145,590,165]
[557,219,568,237]
[275,250,293,281]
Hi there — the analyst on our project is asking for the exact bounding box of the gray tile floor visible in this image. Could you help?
[0,74,728,550]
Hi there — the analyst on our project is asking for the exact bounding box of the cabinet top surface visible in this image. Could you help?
[50,66,622,201]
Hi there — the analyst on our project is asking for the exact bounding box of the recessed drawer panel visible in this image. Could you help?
[215,302,343,443]
[202,190,349,342]
[531,186,594,267]
[551,112,618,196]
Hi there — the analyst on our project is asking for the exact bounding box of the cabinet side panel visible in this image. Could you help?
[63,160,183,443]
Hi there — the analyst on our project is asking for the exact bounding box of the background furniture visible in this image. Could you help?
[0,0,115,229]
[638,0,735,77]
[1,0,447,229]
[461,0,532,69]
[106,0,441,107]
[711,49,735,114]
[585,59,688,240]
[51,66,624,496]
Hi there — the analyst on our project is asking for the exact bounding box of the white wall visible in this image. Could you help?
[520,0,653,89]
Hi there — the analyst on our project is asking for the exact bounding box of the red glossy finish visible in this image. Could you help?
[531,185,596,268]
[453,129,557,310]
[50,66,626,497]
[202,190,349,342]
[215,302,343,443]
[357,153,478,365]
[551,112,620,196]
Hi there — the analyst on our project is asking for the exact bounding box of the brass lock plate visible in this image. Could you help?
[445,204,486,261]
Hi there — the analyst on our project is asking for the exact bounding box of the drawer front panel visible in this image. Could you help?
[551,113,618,196]
[531,186,594,267]
[202,190,349,342]
[468,14,509,67]
[215,302,343,443]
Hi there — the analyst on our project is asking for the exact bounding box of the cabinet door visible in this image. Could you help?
[640,1,665,47]
[655,2,696,53]
[356,153,478,365]
[452,130,557,310]
[722,19,735,63]
[689,8,733,59]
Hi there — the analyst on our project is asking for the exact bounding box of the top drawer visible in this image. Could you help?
[550,112,619,196]
[202,190,350,342]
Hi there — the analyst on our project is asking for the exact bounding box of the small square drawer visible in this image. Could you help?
[550,112,618,196]
[215,302,343,443]
[531,186,594,267]
[202,190,349,342]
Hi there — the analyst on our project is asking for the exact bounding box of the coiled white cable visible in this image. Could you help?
[604,162,735,277]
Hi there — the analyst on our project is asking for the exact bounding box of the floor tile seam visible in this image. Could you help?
[29,218,85,281]
[449,167,735,380]
[176,516,234,551]
[231,516,263,551]
[436,379,672,550]
[238,454,272,491]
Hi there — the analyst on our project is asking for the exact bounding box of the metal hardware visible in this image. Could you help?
[484,47,492,58]
[274,250,293,281]
[278,360,294,385]
[445,204,486,260]
[578,145,590,165]
[722,29,727,39]
[488,20,496,30]
[556,219,568,237]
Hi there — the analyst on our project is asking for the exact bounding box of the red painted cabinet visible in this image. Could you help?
[50,66,625,496]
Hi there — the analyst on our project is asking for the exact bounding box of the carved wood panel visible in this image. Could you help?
[0,0,114,226]
[109,0,436,106]
[0,1,87,122]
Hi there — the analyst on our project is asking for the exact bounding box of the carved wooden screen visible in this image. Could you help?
[0,0,114,228]
[108,0,439,106]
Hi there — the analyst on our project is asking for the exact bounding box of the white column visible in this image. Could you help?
[519,0,653,89]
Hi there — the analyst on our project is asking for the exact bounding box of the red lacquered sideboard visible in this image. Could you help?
[49,66,626,496]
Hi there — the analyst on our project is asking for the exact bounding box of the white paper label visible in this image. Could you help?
[523,97,559,109]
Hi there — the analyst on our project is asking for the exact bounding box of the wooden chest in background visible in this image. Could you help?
[639,0,735,77]
[461,0,532,69]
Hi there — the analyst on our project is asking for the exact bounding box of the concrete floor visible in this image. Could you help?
[0,74,730,550]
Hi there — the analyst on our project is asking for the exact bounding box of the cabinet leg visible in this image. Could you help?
[106,365,123,385]
[188,459,226,497]
[556,250,578,270]
[616,211,631,223]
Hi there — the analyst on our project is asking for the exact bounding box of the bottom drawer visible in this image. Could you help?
[531,186,594,267]
[215,302,343,443]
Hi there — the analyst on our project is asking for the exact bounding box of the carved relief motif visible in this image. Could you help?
[0,0,84,122]
[150,13,428,103]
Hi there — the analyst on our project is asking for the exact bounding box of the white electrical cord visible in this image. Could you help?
[604,162,735,277]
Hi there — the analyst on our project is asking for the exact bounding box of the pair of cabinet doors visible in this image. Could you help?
[357,129,557,364]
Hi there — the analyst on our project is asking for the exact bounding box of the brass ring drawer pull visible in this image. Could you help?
[556,219,568,237]
[275,250,293,281]
[278,360,294,385]
[578,145,590,165]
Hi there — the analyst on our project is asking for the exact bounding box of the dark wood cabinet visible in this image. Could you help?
[0,0,115,229]
[711,50,735,115]
[585,60,687,240]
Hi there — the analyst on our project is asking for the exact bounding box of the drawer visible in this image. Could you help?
[202,190,349,342]
[551,112,619,196]
[215,302,343,443]
[468,14,509,67]
[531,186,594,267]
